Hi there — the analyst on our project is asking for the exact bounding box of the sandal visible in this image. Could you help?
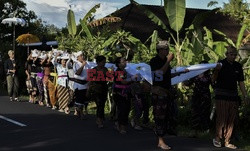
[213,139,221,148]
[225,143,237,149]
[158,144,171,150]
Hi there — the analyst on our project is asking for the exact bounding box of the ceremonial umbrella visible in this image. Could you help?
[16,33,40,55]
[1,17,26,52]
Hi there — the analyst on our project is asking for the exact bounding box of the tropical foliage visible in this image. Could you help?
[57,4,154,63]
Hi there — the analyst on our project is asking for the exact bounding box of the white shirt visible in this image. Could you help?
[73,61,90,90]
[56,64,68,87]
[52,58,68,87]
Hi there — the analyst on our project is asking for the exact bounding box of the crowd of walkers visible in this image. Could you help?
[3,41,249,150]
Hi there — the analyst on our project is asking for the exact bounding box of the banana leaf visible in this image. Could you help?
[132,0,171,33]
[236,24,248,49]
[67,9,77,36]
[150,30,158,53]
[203,27,213,48]
[83,4,100,21]
[213,29,235,47]
[165,0,186,32]
[214,41,226,58]
[80,19,93,41]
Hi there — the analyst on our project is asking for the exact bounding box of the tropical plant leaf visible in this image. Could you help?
[214,41,226,58]
[207,1,218,7]
[191,31,203,56]
[80,19,93,41]
[205,47,219,61]
[102,35,116,48]
[165,0,186,32]
[83,4,100,21]
[67,9,77,36]
[132,0,171,33]
[236,24,248,49]
[150,30,158,52]
[203,27,213,48]
[213,29,235,47]
[127,35,140,44]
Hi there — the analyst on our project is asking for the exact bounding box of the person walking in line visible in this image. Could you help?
[87,55,109,128]
[212,46,249,149]
[184,61,213,137]
[36,53,46,106]
[53,52,70,114]
[41,52,54,108]
[25,52,40,104]
[4,50,19,102]
[150,41,174,150]
[73,51,90,119]
[113,57,137,134]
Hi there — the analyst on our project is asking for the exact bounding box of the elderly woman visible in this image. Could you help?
[4,50,19,101]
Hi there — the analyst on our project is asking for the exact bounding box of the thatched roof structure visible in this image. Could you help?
[109,3,243,43]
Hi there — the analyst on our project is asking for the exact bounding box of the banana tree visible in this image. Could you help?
[132,0,219,66]
[62,4,121,56]
[132,0,186,65]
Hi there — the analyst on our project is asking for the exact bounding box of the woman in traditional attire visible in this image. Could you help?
[41,52,55,108]
[36,54,46,106]
[25,52,39,103]
[113,57,136,134]
[53,52,70,114]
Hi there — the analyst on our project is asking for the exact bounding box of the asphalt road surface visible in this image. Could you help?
[0,96,243,151]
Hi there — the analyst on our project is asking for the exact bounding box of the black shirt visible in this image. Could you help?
[215,58,244,91]
[92,66,108,87]
[25,59,41,73]
[4,58,19,75]
[150,55,171,89]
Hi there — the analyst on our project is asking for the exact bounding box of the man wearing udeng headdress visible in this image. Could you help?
[73,51,90,119]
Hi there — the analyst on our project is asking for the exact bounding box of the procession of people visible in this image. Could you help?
[3,41,249,150]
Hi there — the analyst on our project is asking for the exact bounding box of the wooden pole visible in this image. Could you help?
[13,25,15,52]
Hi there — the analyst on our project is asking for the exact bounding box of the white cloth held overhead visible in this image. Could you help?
[31,49,39,57]
[171,63,219,85]
[126,63,153,85]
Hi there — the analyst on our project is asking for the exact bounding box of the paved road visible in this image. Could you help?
[0,96,243,151]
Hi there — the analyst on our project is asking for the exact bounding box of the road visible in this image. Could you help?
[0,96,242,151]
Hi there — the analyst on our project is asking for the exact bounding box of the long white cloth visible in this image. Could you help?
[171,63,218,85]
[87,62,153,85]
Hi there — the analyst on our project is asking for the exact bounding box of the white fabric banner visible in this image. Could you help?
[86,62,153,84]
[171,63,218,85]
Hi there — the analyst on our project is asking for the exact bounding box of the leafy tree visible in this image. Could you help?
[221,0,250,27]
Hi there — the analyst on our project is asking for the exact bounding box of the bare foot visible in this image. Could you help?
[158,143,171,150]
